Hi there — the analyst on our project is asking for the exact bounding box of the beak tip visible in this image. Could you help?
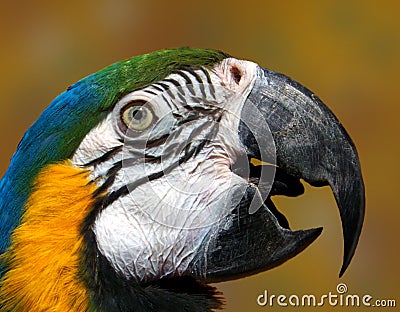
[334,176,365,278]
[339,265,346,278]
[282,226,323,259]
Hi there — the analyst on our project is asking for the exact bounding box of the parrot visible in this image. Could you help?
[0,48,364,311]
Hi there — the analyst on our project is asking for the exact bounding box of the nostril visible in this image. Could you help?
[230,66,242,84]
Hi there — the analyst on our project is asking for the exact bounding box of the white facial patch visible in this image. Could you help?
[71,58,259,283]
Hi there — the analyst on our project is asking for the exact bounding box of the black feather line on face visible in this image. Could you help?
[82,145,123,167]
[181,67,208,100]
[161,94,179,111]
[121,133,171,150]
[199,67,216,99]
[82,142,198,233]
[173,70,196,96]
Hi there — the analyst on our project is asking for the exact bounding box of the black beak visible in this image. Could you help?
[240,67,365,277]
[190,67,364,282]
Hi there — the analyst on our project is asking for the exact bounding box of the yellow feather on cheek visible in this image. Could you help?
[0,161,98,311]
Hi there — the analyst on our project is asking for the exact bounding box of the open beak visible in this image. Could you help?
[191,67,364,281]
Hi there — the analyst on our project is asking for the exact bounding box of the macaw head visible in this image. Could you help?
[0,48,364,311]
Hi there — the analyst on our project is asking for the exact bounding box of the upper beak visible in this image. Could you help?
[240,67,365,277]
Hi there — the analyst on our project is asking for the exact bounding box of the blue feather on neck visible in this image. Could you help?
[0,74,109,277]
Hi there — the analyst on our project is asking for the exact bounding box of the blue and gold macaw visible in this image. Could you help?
[0,48,364,311]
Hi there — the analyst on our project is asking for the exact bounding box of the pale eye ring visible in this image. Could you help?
[121,101,154,131]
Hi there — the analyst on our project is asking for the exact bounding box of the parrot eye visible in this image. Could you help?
[121,101,154,131]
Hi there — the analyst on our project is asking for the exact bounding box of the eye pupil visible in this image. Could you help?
[121,102,154,131]
[132,109,143,120]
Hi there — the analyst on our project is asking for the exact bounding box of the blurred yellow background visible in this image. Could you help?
[0,1,398,311]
